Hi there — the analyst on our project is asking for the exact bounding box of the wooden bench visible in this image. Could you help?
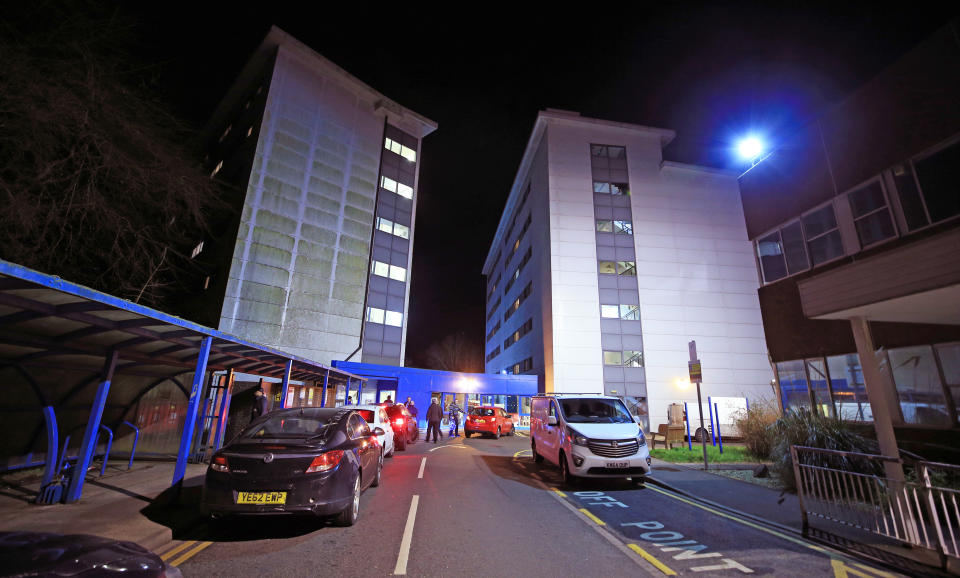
[650,424,685,449]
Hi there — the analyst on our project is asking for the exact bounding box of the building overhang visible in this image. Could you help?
[798,227,960,325]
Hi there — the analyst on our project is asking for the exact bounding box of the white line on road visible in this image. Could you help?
[417,457,426,479]
[427,444,468,452]
[394,494,420,575]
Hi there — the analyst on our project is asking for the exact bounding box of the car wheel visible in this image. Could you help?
[371,453,383,487]
[494,427,501,440]
[694,427,707,443]
[532,439,544,463]
[464,431,471,438]
[396,433,407,451]
[559,451,577,486]
[336,474,360,526]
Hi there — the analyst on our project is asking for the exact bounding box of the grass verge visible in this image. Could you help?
[649,444,758,463]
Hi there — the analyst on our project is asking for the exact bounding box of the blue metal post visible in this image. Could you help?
[684,402,692,450]
[708,396,716,446]
[65,351,118,503]
[121,421,140,470]
[745,397,750,412]
[57,435,71,475]
[214,371,232,450]
[173,336,213,486]
[40,406,58,487]
[714,403,723,455]
[98,425,113,477]
[321,370,329,407]
[344,377,351,406]
[280,360,293,408]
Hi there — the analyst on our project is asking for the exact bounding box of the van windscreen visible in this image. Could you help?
[559,399,633,423]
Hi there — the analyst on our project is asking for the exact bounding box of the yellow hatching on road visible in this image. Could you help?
[159,540,213,568]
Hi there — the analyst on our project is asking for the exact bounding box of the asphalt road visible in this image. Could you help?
[166,432,903,577]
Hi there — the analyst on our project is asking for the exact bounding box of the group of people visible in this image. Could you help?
[425,397,463,443]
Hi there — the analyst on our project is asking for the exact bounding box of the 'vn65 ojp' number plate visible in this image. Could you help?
[237,491,287,505]
[605,462,629,469]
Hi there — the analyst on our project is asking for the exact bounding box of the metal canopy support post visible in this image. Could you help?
[345,377,351,406]
[39,406,58,487]
[64,351,118,503]
[280,360,293,408]
[214,370,234,450]
[173,336,213,486]
[321,369,329,407]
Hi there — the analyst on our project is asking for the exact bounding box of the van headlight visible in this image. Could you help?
[567,427,589,446]
[637,431,646,447]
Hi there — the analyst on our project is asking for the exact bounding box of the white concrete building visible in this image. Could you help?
[482,110,774,430]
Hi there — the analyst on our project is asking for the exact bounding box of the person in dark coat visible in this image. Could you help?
[251,387,269,423]
[426,398,444,443]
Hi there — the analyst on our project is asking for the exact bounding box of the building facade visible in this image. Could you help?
[738,22,960,459]
[195,27,436,367]
[482,110,774,431]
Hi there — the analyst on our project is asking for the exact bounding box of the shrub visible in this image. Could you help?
[770,408,878,491]
[733,401,779,459]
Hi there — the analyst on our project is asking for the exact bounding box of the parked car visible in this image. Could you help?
[465,406,514,439]
[0,531,181,577]
[383,404,417,450]
[530,394,650,485]
[343,404,396,458]
[201,407,382,526]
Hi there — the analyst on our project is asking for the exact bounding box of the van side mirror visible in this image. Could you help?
[547,416,558,426]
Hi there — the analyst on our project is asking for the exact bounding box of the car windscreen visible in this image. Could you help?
[559,399,634,424]
[470,408,495,416]
[242,415,332,439]
[355,410,376,423]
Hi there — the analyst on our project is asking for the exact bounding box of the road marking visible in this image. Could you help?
[159,540,196,561]
[513,449,532,458]
[393,494,419,575]
[550,487,566,498]
[417,457,426,479]
[579,508,606,526]
[628,544,677,576]
[830,559,899,577]
[168,540,213,567]
[427,444,468,452]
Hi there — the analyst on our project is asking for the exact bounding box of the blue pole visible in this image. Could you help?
[173,336,213,486]
[708,396,716,447]
[40,406,58,487]
[214,372,232,450]
[321,370,329,407]
[714,403,723,455]
[280,360,293,408]
[98,425,113,477]
[745,397,750,412]
[684,402,692,450]
[57,435,71,476]
[65,351,118,503]
[122,421,139,470]
[344,377,351,406]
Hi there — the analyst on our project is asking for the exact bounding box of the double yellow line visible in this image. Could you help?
[159,539,213,568]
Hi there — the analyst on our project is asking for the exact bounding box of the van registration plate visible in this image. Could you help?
[237,491,287,504]
[606,462,629,469]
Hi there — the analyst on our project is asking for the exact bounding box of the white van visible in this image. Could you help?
[530,394,650,484]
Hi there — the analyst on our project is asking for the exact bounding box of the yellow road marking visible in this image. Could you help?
[168,540,213,567]
[831,559,899,578]
[550,487,567,498]
[579,508,606,526]
[159,540,196,561]
[628,544,677,576]
[513,449,532,458]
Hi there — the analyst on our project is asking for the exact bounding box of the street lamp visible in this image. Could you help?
[736,134,773,178]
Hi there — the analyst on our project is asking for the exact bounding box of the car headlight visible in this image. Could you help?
[567,427,589,446]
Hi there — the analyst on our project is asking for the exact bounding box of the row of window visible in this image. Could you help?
[365,307,403,327]
[596,220,633,235]
[505,215,532,267]
[486,320,500,342]
[372,260,407,282]
[486,296,501,321]
[603,350,644,367]
[384,137,417,163]
[504,318,533,350]
[376,217,410,240]
[756,136,960,285]
[776,342,959,427]
[598,261,637,276]
[503,357,534,375]
[600,304,641,320]
[504,283,532,322]
[380,175,414,200]
[486,273,501,304]
[486,345,500,363]
[503,247,532,295]
[503,184,533,252]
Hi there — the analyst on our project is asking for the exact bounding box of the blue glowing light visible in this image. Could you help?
[736,136,765,161]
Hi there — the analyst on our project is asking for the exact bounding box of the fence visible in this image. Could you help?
[791,445,960,570]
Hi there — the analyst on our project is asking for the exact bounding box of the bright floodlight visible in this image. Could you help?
[737,136,765,161]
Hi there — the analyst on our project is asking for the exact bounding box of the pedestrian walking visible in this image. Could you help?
[384,395,393,404]
[426,397,443,443]
[250,387,268,423]
[448,400,463,437]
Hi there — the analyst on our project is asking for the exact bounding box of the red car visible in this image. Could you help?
[465,406,514,439]
[384,404,418,450]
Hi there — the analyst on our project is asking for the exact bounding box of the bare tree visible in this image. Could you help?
[424,331,483,373]
[0,2,227,310]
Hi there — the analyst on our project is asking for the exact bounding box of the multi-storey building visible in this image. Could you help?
[738,22,960,459]
[194,27,436,366]
[482,110,774,430]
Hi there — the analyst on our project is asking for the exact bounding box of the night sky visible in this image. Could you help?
[128,4,954,369]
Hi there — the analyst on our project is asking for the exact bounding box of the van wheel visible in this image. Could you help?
[532,439,543,463]
[560,452,577,486]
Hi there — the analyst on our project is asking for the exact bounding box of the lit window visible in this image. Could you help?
[616,261,637,276]
[218,125,231,143]
[620,305,640,320]
[366,307,385,324]
[373,260,390,277]
[396,182,414,200]
[609,183,629,195]
[384,137,417,163]
[394,223,410,239]
[381,176,398,193]
[613,220,633,235]
[596,220,614,233]
[384,310,403,327]
[600,305,619,318]
[377,217,393,234]
[210,160,223,179]
[598,261,617,275]
[388,265,407,282]
[623,351,644,367]
[593,181,610,194]
[246,127,253,138]
[603,351,622,365]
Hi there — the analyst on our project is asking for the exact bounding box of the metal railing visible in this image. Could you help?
[792,445,960,567]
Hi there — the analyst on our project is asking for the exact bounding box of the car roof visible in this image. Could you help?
[472,405,502,409]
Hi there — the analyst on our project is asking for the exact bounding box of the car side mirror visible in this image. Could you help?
[547,416,558,426]
[373,427,385,436]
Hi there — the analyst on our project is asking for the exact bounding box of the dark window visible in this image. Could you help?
[914,140,960,224]
[848,180,896,247]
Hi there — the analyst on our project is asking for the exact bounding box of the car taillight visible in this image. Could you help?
[211,456,229,473]
[305,450,343,474]
[394,418,405,426]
